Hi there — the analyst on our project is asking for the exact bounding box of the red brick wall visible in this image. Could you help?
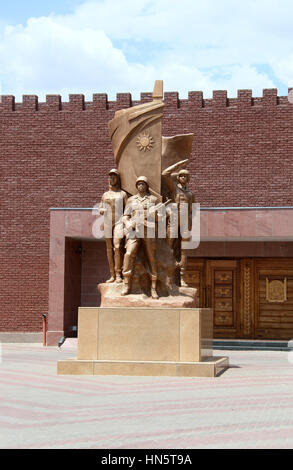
[1,88,293,331]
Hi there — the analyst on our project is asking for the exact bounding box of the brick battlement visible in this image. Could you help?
[1,88,293,111]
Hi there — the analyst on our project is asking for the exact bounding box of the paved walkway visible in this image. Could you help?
[1,343,293,449]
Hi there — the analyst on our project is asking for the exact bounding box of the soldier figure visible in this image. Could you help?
[121,176,159,299]
[162,160,195,287]
[99,169,128,283]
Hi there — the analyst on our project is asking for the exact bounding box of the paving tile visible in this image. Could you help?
[0,344,293,449]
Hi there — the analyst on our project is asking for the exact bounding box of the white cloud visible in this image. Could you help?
[271,55,293,88]
[0,0,292,100]
[63,0,293,63]
[0,17,129,98]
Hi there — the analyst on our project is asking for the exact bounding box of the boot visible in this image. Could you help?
[106,272,115,284]
[179,250,188,287]
[114,250,123,283]
[151,279,159,299]
[115,272,123,283]
[106,272,115,283]
[106,248,115,283]
[166,276,176,294]
[180,270,188,287]
[121,276,131,295]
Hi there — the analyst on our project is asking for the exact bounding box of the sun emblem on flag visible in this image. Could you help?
[136,132,154,152]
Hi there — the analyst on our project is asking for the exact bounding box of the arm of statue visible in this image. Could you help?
[99,194,106,215]
[114,191,129,227]
[162,159,189,176]
[162,159,189,194]
[148,199,172,223]
[122,200,136,232]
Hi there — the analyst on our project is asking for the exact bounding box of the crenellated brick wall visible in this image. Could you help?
[1,88,293,332]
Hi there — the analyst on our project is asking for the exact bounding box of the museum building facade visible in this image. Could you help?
[2,88,293,345]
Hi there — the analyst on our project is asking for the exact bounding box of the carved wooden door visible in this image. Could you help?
[255,259,293,340]
[205,260,240,338]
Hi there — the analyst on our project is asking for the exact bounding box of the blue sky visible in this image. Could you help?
[0,0,292,101]
[0,1,84,24]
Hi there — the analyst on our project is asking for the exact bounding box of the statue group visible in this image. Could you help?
[57,80,226,378]
[98,81,196,302]
[58,81,228,377]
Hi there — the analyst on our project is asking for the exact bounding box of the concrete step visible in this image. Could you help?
[213,339,292,351]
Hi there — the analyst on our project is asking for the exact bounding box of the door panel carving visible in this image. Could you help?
[206,260,239,338]
[255,259,293,339]
[240,259,254,337]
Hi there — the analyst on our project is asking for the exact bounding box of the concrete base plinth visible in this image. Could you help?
[57,357,229,377]
[57,307,229,377]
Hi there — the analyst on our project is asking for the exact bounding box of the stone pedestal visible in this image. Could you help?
[58,307,229,377]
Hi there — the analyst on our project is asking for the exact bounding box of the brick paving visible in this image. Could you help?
[0,343,293,449]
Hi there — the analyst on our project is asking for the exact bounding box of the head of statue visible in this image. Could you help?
[109,169,120,188]
[177,168,190,185]
[135,176,149,195]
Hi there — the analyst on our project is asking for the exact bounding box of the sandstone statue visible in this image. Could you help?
[98,81,197,307]
[162,159,195,287]
[121,175,159,299]
[99,169,127,283]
